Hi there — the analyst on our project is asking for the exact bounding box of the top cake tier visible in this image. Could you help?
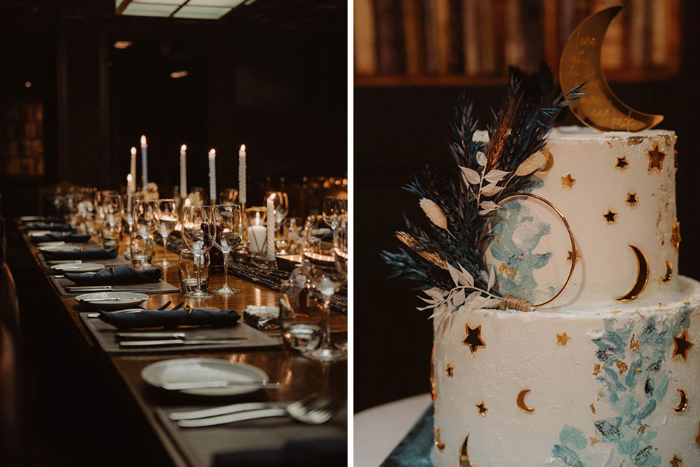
[477,126,678,310]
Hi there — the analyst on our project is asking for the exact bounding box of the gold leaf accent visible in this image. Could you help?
[616,360,628,374]
[593,364,601,376]
[590,437,600,446]
[445,364,454,378]
[630,334,641,353]
[638,424,649,434]
[498,263,516,276]
[590,403,596,414]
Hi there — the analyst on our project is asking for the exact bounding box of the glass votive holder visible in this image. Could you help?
[129,232,155,269]
[178,250,211,295]
[279,267,323,354]
[100,220,121,250]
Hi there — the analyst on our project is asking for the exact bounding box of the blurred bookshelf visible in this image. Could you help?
[354,0,681,87]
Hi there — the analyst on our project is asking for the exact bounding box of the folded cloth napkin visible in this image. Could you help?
[212,437,347,467]
[43,248,118,262]
[98,308,240,330]
[65,264,160,285]
[30,232,91,244]
[24,223,75,232]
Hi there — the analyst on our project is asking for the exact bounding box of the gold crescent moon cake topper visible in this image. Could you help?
[616,245,650,302]
[459,434,473,467]
[673,388,688,413]
[517,389,535,413]
[560,6,664,132]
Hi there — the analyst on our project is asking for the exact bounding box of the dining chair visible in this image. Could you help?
[0,262,20,337]
[0,322,20,465]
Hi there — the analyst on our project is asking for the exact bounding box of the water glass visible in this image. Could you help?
[179,250,211,296]
[130,232,155,269]
[279,267,323,354]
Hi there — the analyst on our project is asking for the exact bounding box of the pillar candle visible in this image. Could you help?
[180,144,187,198]
[140,135,148,187]
[208,149,216,204]
[238,144,246,204]
[266,196,275,261]
[247,225,267,254]
[129,147,137,193]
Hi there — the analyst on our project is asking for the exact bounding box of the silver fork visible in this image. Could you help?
[173,394,344,428]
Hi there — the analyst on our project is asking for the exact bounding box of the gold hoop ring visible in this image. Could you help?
[496,192,577,308]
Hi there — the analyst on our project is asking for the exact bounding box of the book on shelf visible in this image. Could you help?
[355,0,682,83]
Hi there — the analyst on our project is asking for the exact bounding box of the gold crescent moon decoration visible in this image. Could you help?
[430,347,437,400]
[435,428,445,451]
[661,260,673,283]
[459,434,473,467]
[517,389,535,413]
[616,245,650,302]
[673,388,688,413]
[559,6,663,132]
[497,193,577,308]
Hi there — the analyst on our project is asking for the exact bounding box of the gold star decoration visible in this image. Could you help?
[463,324,485,356]
[670,454,682,467]
[615,156,629,170]
[673,329,694,361]
[445,364,454,378]
[557,332,571,347]
[434,429,445,451]
[476,402,488,417]
[561,174,576,189]
[671,222,681,252]
[603,210,617,225]
[626,193,638,207]
[567,250,581,264]
[648,142,666,172]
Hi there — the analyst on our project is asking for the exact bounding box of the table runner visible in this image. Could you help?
[380,404,435,467]
[154,402,347,467]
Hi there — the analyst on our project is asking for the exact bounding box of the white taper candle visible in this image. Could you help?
[266,195,275,261]
[129,147,137,194]
[140,135,148,186]
[180,144,187,198]
[239,144,246,204]
[208,149,217,204]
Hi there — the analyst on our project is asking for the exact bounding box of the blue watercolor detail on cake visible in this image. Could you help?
[490,194,555,302]
[552,306,692,467]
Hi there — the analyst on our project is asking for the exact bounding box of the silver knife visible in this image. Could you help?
[116,332,187,340]
[67,285,112,291]
[169,402,271,420]
[120,338,246,347]
[51,260,84,264]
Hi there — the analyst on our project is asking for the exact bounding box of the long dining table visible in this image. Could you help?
[12,223,348,467]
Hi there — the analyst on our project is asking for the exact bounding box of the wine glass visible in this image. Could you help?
[302,215,347,362]
[211,204,243,295]
[133,199,158,236]
[332,215,348,353]
[219,188,239,205]
[95,190,118,223]
[99,193,123,249]
[155,199,179,267]
[182,205,215,299]
[322,197,347,231]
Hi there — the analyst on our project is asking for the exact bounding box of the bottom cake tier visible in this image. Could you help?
[432,276,700,467]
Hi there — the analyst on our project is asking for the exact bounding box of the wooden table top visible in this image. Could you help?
[18,228,348,467]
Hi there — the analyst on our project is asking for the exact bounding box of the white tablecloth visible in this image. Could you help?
[354,393,433,467]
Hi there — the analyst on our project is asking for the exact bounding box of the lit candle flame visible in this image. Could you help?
[127,174,132,183]
[240,144,245,152]
[181,144,187,151]
[130,147,136,155]
[209,149,216,157]
[184,198,191,207]
[141,135,147,146]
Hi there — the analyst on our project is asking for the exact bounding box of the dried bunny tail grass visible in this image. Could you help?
[419,198,448,230]
[515,152,547,176]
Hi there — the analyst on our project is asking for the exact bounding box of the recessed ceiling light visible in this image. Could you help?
[25,82,32,88]
[186,0,244,7]
[172,5,231,19]
[170,70,189,78]
[113,41,133,49]
[122,3,180,16]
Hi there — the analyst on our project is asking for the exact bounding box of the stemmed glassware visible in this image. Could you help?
[182,205,215,299]
[301,215,347,362]
[131,199,158,268]
[322,197,347,232]
[211,204,243,295]
[99,193,123,249]
[155,199,179,267]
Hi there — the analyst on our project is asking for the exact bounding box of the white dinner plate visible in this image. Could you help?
[141,358,270,396]
[39,244,83,252]
[52,263,104,273]
[75,292,148,310]
[19,216,44,222]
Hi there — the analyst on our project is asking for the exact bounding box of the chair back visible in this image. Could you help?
[0,263,20,336]
[0,323,20,465]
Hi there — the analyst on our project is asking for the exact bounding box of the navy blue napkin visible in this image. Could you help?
[212,436,347,467]
[30,232,91,244]
[24,223,75,232]
[65,264,161,285]
[380,404,434,467]
[98,308,240,330]
[43,248,117,262]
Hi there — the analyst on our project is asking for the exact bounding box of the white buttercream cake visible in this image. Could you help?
[432,127,700,466]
